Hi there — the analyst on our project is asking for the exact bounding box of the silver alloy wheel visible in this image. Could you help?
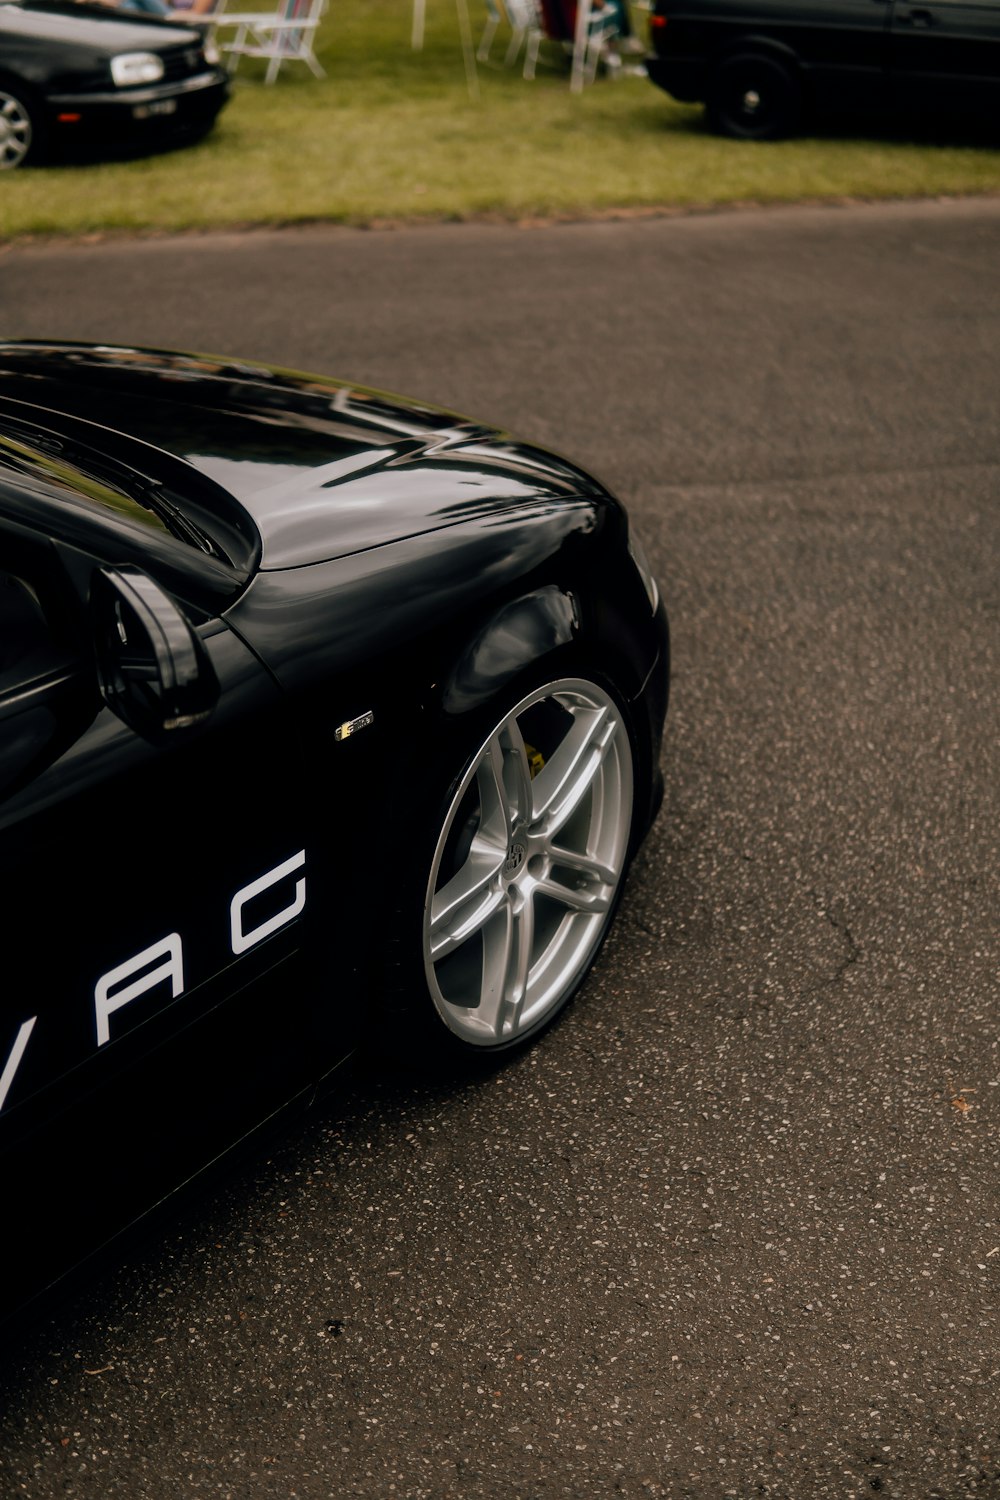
[424,677,634,1047]
[0,92,32,170]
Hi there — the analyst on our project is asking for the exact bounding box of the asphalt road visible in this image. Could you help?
[1,199,998,1499]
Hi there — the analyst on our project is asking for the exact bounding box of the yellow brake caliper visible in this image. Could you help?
[524,742,545,779]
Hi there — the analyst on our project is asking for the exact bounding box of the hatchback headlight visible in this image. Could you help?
[110,52,165,87]
[628,527,660,614]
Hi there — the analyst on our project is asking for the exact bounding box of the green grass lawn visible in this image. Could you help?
[2,0,999,240]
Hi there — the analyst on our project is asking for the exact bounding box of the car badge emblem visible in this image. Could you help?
[335,709,374,742]
[503,842,526,876]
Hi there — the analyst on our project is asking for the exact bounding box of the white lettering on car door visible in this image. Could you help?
[0,1016,37,1113]
[230,850,306,955]
[95,933,185,1047]
[0,854,310,1111]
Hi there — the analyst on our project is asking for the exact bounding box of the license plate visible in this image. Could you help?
[133,99,177,119]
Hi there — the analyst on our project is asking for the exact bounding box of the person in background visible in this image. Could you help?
[538,0,642,72]
[165,0,217,18]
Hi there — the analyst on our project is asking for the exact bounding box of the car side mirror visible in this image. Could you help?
[91,566,219,739]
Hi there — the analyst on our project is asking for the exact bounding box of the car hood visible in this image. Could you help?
[0,343,608,571]
[0,1,200,51]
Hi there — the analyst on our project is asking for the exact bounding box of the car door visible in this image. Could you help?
[889,0,1000,113]
[0,500,335,1311]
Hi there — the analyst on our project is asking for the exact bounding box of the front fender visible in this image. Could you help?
[442,586,578,715]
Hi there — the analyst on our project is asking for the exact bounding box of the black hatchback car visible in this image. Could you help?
[0,0,228,168]
[647,0,1000,138]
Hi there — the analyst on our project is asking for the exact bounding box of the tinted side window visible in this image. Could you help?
[0,532,90,800]
[0,570,70,693]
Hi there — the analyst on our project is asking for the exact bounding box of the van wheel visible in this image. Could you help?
[707,53,800,140]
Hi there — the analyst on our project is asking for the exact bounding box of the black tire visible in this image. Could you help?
[0,78,43,169]
[375,666,642,1070]
[706,52,800,140]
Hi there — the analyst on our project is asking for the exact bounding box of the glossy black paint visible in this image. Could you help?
[0,344,610,568]
[646,0,1000,130]
[0,1,228,166]
[0,342,669,1323]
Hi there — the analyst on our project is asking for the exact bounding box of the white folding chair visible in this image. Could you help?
[477,0,501,59]
[503,0,544,78]
[214,0,327,84]
[570,0,622,90]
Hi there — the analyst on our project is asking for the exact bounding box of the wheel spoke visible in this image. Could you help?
[544,845,618,886]
[475,734,513,843]
[476,719,534,842]
[534,874,611,915]
[531,705,616,836]
[429,840,506,961]
[477,899,513,1038]
[501,892,535,1033]
[477,892,535,1040]
[501,715,535,827]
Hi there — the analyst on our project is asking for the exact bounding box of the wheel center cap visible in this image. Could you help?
[503,842,526,877]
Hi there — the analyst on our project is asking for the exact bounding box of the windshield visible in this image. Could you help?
[0,410,260,611]
[0,399,261,580]
[0,427,174,538]
[0,416,236,555]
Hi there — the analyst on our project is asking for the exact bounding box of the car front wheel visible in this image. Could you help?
[418,674,637,1056]
[0,84,39,170]
[707,52,800,140]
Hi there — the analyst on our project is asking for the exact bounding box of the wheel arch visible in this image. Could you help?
[0,68,45,102]
[712,33,803,76]
[440,580,662,718]
[341,570,666,1060]
[440,584,578,717]
[707,33,811,105]
[437,578,663,809]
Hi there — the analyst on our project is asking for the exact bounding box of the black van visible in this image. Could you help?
[646,0,1000,137]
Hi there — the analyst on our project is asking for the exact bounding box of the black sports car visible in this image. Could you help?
[0,342,668,1321]
[0,0,228,169]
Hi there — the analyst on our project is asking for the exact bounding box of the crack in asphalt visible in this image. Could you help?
[811,890,862,987]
